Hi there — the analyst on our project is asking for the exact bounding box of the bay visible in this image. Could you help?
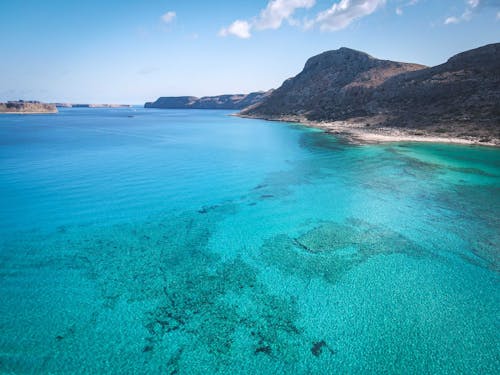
[0,108,498,373]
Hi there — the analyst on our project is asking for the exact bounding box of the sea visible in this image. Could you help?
[0,108,499,373]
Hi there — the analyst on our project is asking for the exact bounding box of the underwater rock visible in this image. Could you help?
[311,340,335,357]
[198,204,219,214]
[255,345,272,356]
[311,341,326,356]
[253,184,267,190]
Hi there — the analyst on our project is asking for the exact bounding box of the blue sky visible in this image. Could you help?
[0,0,499,104]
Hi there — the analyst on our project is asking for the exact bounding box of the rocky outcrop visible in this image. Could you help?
[145,91,273,110]
[0,100,57,114]
[242,44,500,140]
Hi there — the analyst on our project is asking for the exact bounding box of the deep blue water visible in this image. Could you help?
[0,108,499,373]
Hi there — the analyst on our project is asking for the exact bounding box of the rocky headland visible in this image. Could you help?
[0,100,58,114]
[241,44,500,146]
[145,91,273,110]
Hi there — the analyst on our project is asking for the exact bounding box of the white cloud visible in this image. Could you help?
[395,0,419,16]
[313,0,386,31]
[219,0,315,38]
[219,0,496,38]
[254,0,316,30]
[444,16,460,24]
[219,20,252,39]
[443,0,492,25]
[161,11,176,24]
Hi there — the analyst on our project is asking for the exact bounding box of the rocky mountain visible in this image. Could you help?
[242,44,500,140]
[373,43,500,133]
[145,91,272,110]
[0,100,57,114]
[241,48,426,119]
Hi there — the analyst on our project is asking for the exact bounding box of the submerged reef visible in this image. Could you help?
[259,219,433,284]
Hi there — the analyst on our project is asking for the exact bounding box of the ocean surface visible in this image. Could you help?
[0,108,499,374]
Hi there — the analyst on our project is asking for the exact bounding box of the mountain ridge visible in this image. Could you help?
[241,43,500,144]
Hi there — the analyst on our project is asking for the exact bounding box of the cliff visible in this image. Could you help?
[145,91,273,110]
[0,101,57,114]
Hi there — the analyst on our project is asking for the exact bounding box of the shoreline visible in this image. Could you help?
[237,114,500,148]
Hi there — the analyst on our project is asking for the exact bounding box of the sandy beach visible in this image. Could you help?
[238,114,500,147]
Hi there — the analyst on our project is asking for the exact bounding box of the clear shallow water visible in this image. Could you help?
[0,108,499,373]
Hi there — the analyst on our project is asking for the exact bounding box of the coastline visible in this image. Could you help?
[237,114,500,147]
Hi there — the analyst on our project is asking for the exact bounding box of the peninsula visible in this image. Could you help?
[240,43,500,146]
[145,91,272,110]
[0,100,57,114]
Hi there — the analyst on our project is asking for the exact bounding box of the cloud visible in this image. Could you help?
[161,11,176,24]
[219,20,252,38]
[254,0,316,30]
[312,0,387,31]
[443,0,475,25]
[395,0,419,16]
[219,0,315,38]
[443,0,500,25]
[444,16,460,24]
[219,0,496,38]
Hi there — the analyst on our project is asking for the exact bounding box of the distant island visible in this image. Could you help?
[0,100,57,114]
[146,43,499,146]
[55,103,131,108]
[0,101,133,114]
[145,91,272,110]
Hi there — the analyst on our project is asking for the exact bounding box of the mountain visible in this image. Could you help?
[241,44,500,141]
[145,91,273,110]
[0,100,57,114]
[242,47,426,119]
[372,44,500,132]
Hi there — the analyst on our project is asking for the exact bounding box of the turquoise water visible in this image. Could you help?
[0,108,499,373]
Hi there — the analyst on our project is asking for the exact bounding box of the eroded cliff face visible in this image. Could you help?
[242,44,500,139]
[145,91,273,110]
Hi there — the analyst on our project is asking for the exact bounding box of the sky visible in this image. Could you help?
[0,0,499,104]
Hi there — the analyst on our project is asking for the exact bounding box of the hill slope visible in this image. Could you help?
[242,47,426,120]
[242,44,500,143]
